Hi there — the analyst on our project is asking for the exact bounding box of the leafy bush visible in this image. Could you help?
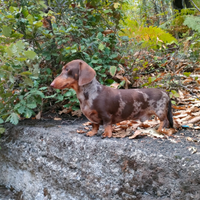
[0,0,126,127]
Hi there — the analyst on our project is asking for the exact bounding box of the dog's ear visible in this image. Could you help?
[78,61,96,86]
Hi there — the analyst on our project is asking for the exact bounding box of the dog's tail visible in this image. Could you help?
[167,100,173,128]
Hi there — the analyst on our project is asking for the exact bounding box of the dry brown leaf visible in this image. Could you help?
[173,113,188,119]
[159,128,177,136]
[112,127,132,138]
[191,111,200,116]
[102,29,114,35]
[183,77,194,84]
[143,128,166,138]
[77,130,86,134]
[178,90,184,99]
[54,117,62,121]
[59,107,72,115]
[141,120,159,128]
[172,105,187,110]
[110,82,120,89]
[173,111,182,116]
[35,111,42,120]
[183,116,200,124]
[83,121,92,126]
[192,126,200,129]
[129,130,146,139]
[71,110,82,117]
[186,137,193,142]
[118,64,125,74]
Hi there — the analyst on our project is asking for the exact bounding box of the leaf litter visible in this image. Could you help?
[60,52,200,145]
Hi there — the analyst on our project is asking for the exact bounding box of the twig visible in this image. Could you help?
[189,0,200,12]
[172,82,200,101]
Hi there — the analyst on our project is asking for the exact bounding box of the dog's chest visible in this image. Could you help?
[77,79,102,123]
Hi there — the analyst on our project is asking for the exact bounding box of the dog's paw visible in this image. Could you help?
[101,132,112,138]
[86,131,97,137]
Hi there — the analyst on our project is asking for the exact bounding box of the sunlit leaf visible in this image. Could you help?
[9,113,20,125]
[110,66,117,76]
[2,26,12,37]
[24,50,37,59]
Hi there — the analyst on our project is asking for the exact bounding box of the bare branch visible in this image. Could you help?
[189,0,200,12]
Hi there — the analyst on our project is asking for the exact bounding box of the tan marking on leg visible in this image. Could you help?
[157,121,164,133]
[86,123,99,137]
[102,125,112,138]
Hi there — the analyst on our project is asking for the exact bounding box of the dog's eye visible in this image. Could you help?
[66,68,69,71]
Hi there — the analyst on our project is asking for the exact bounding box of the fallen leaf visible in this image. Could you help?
[71,110,82,117]
[59,107,72,115]
[110,82,120,89]
[172,105,187,110]
[182,116,200,125]
[188,146,197,154]
[35,111,42,120]
[112,127,133,138]
[83,121,92,126]
[159,128,177,136]
[129,129,146,139]
[77,130,86,134]
[54,117,62,120]
[186,137,193,142]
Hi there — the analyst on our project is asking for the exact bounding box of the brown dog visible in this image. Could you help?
[50,60,173,138]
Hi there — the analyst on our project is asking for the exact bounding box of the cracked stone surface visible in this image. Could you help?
[0,119,200,200]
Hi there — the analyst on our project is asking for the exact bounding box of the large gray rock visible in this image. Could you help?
[0,121,200,200]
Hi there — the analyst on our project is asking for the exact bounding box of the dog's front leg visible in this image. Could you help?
[86,123,99,137]
[102,124,112,138]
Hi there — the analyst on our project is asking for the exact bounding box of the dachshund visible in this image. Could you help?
[50,60,173,138]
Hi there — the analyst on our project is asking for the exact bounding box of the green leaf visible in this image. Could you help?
[16,40,25,52]
[0,127,5,134]
[114,3,120,9]
[9,74,15,83]
[65,91,72,97]
[17,106,25,114]
[171,100,176,105]
[33,21,43,27]
[10,113,19,125]
[148,77,156,83]
[22,7,29,17]
[24,77,33,87]
[9,6,15,13]
[0,118,4,124]
[16,57,27,61]
[110,66,117,76]
[27,14,34,24]
[171,90,179,98]
[27,102,37,109]
[98,43,105,51]
[5,47,13,57]
[2,26,12,37]
[24,108,33,118]
[24,50,37,59]
[97,32,103,40]
[110,53,118,59]
[119,80,125,88]
[39,87,48,90]
[183,72,191,77]
[20,71,32,76]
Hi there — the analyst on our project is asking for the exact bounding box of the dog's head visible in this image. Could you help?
[50,60,96,91]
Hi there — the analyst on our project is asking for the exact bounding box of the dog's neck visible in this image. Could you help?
[77,77,102,103]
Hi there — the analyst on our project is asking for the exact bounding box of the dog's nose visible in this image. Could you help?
[50,82,55,88]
